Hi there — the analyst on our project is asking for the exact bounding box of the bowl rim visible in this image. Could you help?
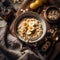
[14,11,47,43]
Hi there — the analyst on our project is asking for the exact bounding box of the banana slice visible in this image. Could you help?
[28,26,35,31]
[26,30,31,35]
[23,21,28,27]
[29,21,35,26]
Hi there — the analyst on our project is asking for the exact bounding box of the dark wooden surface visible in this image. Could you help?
[1,0,60,60]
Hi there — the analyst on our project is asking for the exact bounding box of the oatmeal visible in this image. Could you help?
[17,18,43,41]
[47,10,59,20]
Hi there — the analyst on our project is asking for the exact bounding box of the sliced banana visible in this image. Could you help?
[29,21,35,26]
[28,26,35,31]
[26,30,31,35]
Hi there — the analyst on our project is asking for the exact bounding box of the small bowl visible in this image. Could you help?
[14,11,46,43]
[45,6,60,23]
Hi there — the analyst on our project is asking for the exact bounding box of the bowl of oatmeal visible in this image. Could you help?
[14,11,46,43]
[45,6,60,23]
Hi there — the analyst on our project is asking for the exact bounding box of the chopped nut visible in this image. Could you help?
[55,36,59,41]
